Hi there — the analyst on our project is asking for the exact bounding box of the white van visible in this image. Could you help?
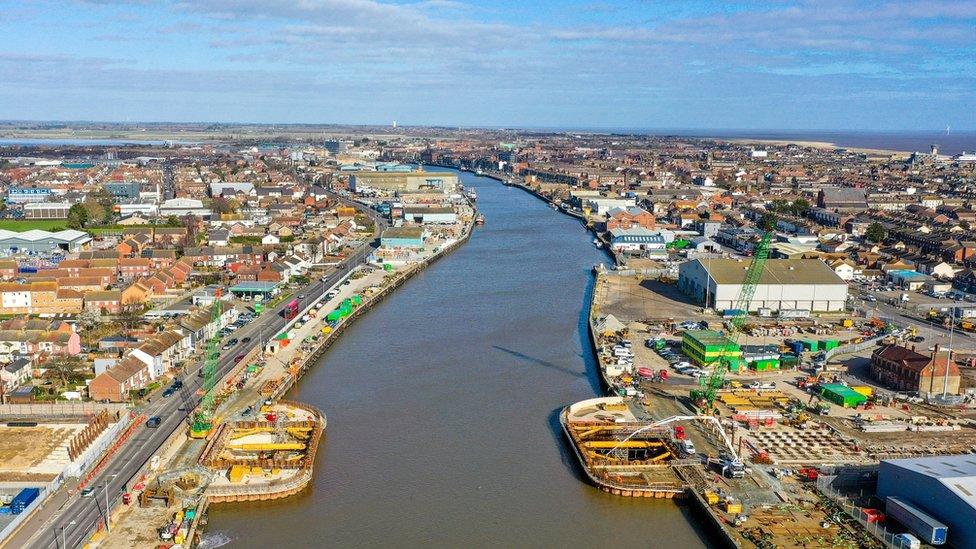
[680,439,696,456]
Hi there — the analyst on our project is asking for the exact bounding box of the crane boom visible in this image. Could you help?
[691,230,772,408]
[189,291,223,438]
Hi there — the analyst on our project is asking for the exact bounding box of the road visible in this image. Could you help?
[16,195,387,549]
[849,287,974,345]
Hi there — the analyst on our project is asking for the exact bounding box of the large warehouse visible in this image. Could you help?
[0,229,91,253]
[678,258,848,312]
[348,170,458,194]
[876,454,976,548]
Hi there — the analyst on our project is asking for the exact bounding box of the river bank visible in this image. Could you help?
[203,168,713,548]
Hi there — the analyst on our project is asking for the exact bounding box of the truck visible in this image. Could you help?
[885,496,947,546]
[709,451,746,478]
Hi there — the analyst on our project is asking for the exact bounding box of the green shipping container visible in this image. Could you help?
[383,264,394,272]
[820,384,867,408]
[823,340,839,351]
[749,358,780,371]
[802,340,818,351]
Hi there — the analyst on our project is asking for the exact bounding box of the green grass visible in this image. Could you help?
[0,219,69,231]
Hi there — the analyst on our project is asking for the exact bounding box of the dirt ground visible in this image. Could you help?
[0,424,80,473]
[594,275,702,322]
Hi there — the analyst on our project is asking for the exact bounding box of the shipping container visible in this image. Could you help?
[10,487,40,514]
[789,340,805,356]
[851,386,873,398]
[885,496,948,545]
[820,384,867,408]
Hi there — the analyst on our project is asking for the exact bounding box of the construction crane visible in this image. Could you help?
[189,289,223,438]
[691,230,772,409]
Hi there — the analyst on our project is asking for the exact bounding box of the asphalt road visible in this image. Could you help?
[19,196,386,549]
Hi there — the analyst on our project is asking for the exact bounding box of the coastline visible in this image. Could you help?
[716,137,910,156]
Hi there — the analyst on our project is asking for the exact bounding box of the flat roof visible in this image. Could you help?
[694,258,845,286]
[230,281,279,291]
[683,329,738,347]
[382,226,423,239]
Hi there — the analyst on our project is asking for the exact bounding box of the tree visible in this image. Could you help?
[758,213,778,231]
[115,303,145,336]
[66,203,90,229]
[212,196,239,215]
[82,201,106,225]
[77,307,103,330]
[791,198,811,216]
[43,355,85,389]
[166,215,181,227]
[865,222,886,243]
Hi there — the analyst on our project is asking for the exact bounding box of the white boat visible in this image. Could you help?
[593,239,603,248]
[466,189,478,201]
[475,169,484,175]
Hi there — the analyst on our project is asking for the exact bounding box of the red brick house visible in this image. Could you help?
[88,356,151,402]
[871,344,960,395]
[606,207,656,231]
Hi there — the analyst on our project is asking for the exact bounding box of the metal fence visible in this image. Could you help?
[0,474,64,544]
[815,474,918,549]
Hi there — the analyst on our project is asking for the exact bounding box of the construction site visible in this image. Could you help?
[566,230,976,548]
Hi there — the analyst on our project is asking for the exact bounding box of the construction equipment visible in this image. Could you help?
[691,230,771,409]
[190,289,224,438]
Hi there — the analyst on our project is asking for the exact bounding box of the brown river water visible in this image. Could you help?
[204,169,714,548]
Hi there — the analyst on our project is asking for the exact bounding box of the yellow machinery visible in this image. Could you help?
[582,440,665,449]
[226,442,306,452]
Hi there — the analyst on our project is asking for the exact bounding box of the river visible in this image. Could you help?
[205,169,712,547]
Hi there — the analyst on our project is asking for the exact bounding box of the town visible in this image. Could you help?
[0,126,974,548]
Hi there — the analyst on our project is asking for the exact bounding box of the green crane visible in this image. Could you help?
[690,230,772,409]
[189,291,223,438]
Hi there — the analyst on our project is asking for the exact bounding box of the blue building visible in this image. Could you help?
[380,226,425,249]
[104,182,141,199]
[877,454,976,548]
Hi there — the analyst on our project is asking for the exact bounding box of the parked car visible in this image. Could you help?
[680,439,696,456]
[746,381,776,390]
[146,416,162,428]
[241,337,251,344]
[234,353,246,363]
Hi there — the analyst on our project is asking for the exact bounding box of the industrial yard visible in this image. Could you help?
[565,245,976,549]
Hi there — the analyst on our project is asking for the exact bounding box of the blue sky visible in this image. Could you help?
[0,0,973,130]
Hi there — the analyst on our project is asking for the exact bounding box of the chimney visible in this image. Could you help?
[933,343,940,358]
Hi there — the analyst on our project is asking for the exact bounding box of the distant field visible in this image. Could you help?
[0,219,68,231]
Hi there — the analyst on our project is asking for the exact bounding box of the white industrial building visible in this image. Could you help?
[0,229,92,253]
[678,258,848,312]
[402,206,457,224]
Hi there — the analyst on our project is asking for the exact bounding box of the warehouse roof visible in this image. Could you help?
[883,454,976,508]
[382,226,424,239]
[683,329,738,347]
[695,258,845,285]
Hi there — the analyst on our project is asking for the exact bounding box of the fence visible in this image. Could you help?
[0,402,128,419]
[815,474,918,549]
[0,474,64,544]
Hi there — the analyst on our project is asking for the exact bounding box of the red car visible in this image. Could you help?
[234,353,245,363]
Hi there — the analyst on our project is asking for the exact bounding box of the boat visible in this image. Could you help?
[475,169,484,176]
[475,214,486,225]
[549,202,557,209]
[593,239,603,248]
[466,189,478,201]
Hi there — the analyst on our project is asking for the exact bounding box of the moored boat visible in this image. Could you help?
[475,214,486,225]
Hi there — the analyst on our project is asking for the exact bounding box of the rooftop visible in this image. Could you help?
[695,258,845,286]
